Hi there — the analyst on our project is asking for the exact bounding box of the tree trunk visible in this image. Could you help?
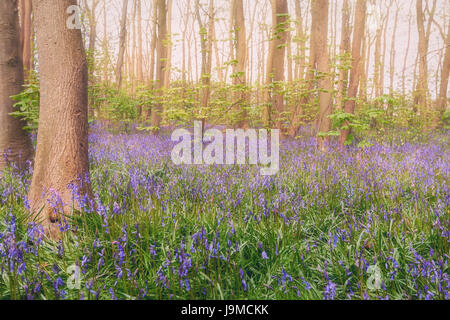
[194,0,214,132]
[0,0,32,173]
[402,8,412,96]
[136,0,143,83]
[264,0,288,130]
[389,2,399,96]
[414,0,437,111]
[339,0,366,147]
[150,0,168,133]
[313,0,333,150]
[28,0,91,239]
[231,0,248,128]
[163,0,172,89]
[116,0,128,90]
[437,23,450,120]
[336,0,351,110]
[84,0,98,119]
[19,0,32,78]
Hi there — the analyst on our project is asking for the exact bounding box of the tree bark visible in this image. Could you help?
[264,0,288,130]
[150,0,168,133]
[437,23,450,119]
[313,0,333,150]
[414,0,437,111]
[0,0,32,172]
[19,0,32,78]
[339,0,366,147]
[116,0,128,90]
[336,0,351,110]
[389,1,399,96]
[28,0,91,239]
[231,0,248,128]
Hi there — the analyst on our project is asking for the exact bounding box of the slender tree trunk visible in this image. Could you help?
[336,0,351,110]
[0,0,32,173]
[84,0,98,119]
[195,0,214,132]
[437,23,450,120]
[29,0,91,239]
[150,0,168,133]
[402,9,412,96]
[231,0,248,128]
[359,26,368,101]
[116,0,128,90]
[374,25,382,98]
[339,0,366,147]
[389,2,399,96]
[136,0,143,83]
[163,0,172,88]
[294,0,305,81]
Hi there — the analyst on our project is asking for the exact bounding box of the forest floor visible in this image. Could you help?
[0,123,448,300]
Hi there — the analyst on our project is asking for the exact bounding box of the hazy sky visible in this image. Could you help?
[82,0,449,97]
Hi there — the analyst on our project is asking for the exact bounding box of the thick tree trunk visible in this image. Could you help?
[288,0,316,137]
[19,0,32,77]
[414,0,437,111]
[264,0,288,130]
[28,0,91,239]
[313,0,333,151]
[0,0,32,172]
[339,0,366,147]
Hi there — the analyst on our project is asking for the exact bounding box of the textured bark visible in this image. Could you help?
[231,0,248,128]
[313,0,333,150]
[288,0,317,137]
[414,0,437,111]
[116,0,128,89]
[0,0,32,172]
[264,0,288,130]
[339,0,366,147]
[150,0,168,133]
[28,0,91,239]
[19,0,32,77]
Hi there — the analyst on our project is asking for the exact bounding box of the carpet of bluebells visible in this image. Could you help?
[0,123,449,300]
